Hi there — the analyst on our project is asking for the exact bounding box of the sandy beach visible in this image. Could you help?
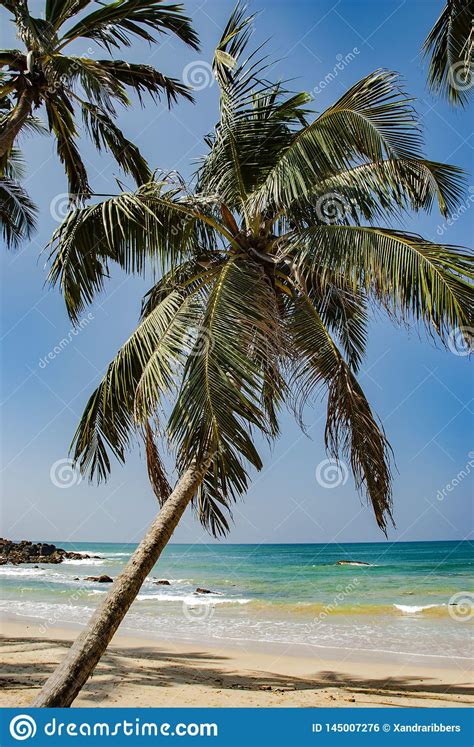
[0,618,472,708]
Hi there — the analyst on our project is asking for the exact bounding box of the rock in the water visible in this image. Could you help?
[154,579,171,585]
[195,587,213,594]
[84,575,113,583]
[336,560,369,566]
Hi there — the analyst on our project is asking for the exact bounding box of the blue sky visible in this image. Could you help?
[0,0,472,545]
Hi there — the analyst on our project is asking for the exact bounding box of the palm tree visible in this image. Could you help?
[423,0,473,106]
[0,0,198,197]
[34,5,473,707]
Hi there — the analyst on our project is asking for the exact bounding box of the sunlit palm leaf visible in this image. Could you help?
[294,225,473,343]
[72,290,194,481]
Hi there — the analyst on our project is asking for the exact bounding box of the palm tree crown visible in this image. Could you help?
[0,0,199,197]
[49,5,473,535]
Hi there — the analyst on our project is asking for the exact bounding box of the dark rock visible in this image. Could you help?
[154,579,171,585]
[84,575,113,583]
[195,587,213,594]
[39,543,55,556]
[0,538,98,565]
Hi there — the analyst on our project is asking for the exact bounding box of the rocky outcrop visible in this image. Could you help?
[84,575,113,583]
[0,538,100,565]
[195,587,213,594]
[154,579,171,585]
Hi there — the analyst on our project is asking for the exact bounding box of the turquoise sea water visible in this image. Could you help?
[1,541,472,659]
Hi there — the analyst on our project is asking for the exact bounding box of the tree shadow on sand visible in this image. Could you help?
[1,635,472,706]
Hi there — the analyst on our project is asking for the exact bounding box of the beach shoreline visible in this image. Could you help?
[1,616,472,708]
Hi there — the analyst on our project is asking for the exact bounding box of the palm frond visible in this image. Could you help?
[94,59,194,105]
[196,3,311,211]
[61,0,199,52]
[45,0,93,28]
[44,96,90,197]
[50,56,130,113]
[2,146,26,179]
[289,293,393,532]
[80,101,151,186]
[0,174,37,248]
[71,290,193,481]
[192,482,232,538]
[253,70,425,211]
[47,184,204,322]
[288,158,466,224]
[423,0,473,106]
[169,259,282,512]
[294,225,473,345]
[144,421,171,504]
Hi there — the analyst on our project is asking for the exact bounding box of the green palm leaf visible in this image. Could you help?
[289,293,393,532]
[253,70,426,212]
[47,184,206,321]
[61,0,199,52]
[0,173,37,247]
[423,0,473,106]
[294,225,473,343]
[72,290,194,482]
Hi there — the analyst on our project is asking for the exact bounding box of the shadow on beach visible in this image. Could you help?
[1,633,472,708]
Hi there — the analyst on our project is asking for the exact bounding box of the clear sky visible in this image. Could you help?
[0,0,472,546]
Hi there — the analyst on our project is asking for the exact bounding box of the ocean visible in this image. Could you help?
[1,541,472,660]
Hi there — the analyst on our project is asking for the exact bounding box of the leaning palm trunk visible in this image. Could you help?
[33,459,207,707]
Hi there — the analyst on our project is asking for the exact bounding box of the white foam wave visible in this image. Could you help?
[100,552,130,558]
[137,592,251,606]
[0,566,46,577]
[394,604,446,614]
[62,559,105,565]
